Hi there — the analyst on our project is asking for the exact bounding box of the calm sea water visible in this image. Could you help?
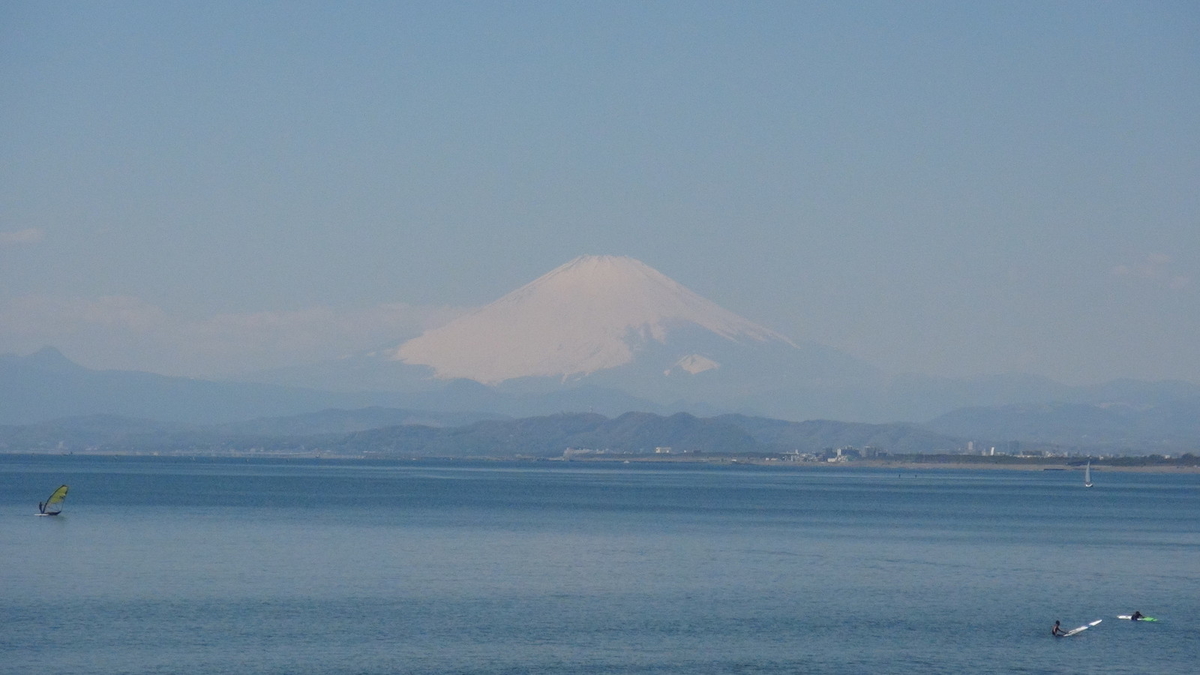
[2,455,1198,674]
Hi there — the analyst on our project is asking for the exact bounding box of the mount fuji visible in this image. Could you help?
[375,255,884,418]
[394,256,799,382]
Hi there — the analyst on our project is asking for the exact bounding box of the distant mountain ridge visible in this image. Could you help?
[0,347,662,425]
[5,254,1200,441]
[6,338,1200,453]
[4,373,1199,455]
[927,399,1200,451]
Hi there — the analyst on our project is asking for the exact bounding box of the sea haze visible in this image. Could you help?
[2,456,1197,675]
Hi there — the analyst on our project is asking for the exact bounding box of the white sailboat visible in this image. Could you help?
[1084,461,1093,488]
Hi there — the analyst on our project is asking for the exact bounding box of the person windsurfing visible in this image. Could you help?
[37,485,68,516]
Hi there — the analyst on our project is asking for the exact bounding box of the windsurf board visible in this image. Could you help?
[1063,619,1102,636]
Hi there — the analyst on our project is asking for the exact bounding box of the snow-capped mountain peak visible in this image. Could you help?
[390,255,795,384]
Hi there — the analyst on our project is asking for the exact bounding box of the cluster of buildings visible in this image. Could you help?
[783,446,886,463]
[965,441,1026,456]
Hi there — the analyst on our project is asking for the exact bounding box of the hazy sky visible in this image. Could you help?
[2,1,1197,384]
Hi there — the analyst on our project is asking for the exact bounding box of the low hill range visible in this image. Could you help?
[0,408,964,458]
[328,412,957,458]
[0,407,506,454]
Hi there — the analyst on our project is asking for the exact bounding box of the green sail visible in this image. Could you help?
[41,485,68,515]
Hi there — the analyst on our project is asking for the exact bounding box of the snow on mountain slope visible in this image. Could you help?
[391,255,797,384]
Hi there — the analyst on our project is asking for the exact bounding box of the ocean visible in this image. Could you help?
[2,455,1197,674]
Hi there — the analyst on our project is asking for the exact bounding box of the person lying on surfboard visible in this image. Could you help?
[1052,621,1066,636]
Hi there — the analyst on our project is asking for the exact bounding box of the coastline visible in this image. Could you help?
[571,456,1200,474]
[852,459,1200,474]
[5,451,1198,473]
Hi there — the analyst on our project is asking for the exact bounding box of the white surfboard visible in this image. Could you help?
[1064,619,1102,636]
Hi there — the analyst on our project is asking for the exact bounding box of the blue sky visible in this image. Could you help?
[2,1,1197,383]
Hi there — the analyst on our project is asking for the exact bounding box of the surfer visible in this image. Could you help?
[1130,611,1143,621]
[1052,621,1066,637]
